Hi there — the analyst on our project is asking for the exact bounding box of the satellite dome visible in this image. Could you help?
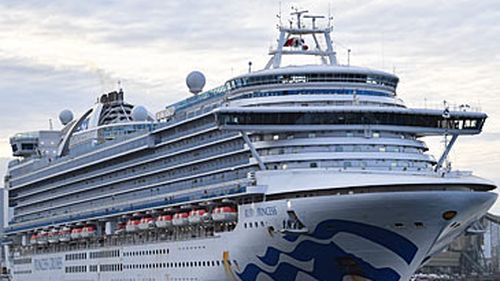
[59,109,74,125]
[186,71,206,94]
[131,105,149,121]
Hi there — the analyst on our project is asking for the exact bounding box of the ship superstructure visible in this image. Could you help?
[3,9,497,281]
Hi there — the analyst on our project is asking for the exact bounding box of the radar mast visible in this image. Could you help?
[265,8,337,69]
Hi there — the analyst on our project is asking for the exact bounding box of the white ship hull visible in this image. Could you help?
[11,190,496,281]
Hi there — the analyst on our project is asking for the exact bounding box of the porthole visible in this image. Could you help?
[394,223,404,229]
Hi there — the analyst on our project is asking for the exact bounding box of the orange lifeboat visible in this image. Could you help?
[29,234,38,245]
[115,222,126,235]
[70,227,83,240]
[126,218,140,232]
[37,230,48,245]
[155,214,173,228]
[188,209,211,224]
[138,216,155,230]
[48,228,59,244]
[59,227,71,242]
[172,211,189,226]
[81,225,96,238]
[212,206,237,222]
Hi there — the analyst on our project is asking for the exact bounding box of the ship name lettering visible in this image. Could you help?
[256,206,278,216]
[34,257,62,271]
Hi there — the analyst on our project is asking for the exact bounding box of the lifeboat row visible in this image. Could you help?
[28,205,238,242]
[121,206,237,233]
[30,226,96,245]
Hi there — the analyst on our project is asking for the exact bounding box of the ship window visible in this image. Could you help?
[21,143,35,150]
[310,162,318,168]
[219,112,484,131]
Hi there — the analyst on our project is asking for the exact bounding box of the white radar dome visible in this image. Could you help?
[59,109,74,125]
[131,105,149,121]
[186,71,206,94]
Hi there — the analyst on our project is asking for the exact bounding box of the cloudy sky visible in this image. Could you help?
[0,0,499,214]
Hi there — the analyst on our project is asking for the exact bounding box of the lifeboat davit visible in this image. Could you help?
[188,209,211,224]
[29,234,38,245]
[48,228,59,244]
[155,214,173,228]
[172,211,189,226]
[70,227,83,240]
[126,218,140,232]
[138,217,155,230]
[81,225,96,238]
[59,227,71,242]
[212,206,237,222]
[37,230,48,245]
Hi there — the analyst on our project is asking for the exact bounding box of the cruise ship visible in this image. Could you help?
[3,9,498,281]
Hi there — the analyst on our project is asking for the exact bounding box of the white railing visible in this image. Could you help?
[407,100,482,112]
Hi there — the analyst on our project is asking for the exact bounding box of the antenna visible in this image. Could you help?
[248,61,252,73]
[49,118,53,130]
[328,2,334,27]
[328,2,331,20]
[304,15,325,29]
[277,1,282,25]
[381,32,385,69]
[347,49,351,66]
[290,7,309,29]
